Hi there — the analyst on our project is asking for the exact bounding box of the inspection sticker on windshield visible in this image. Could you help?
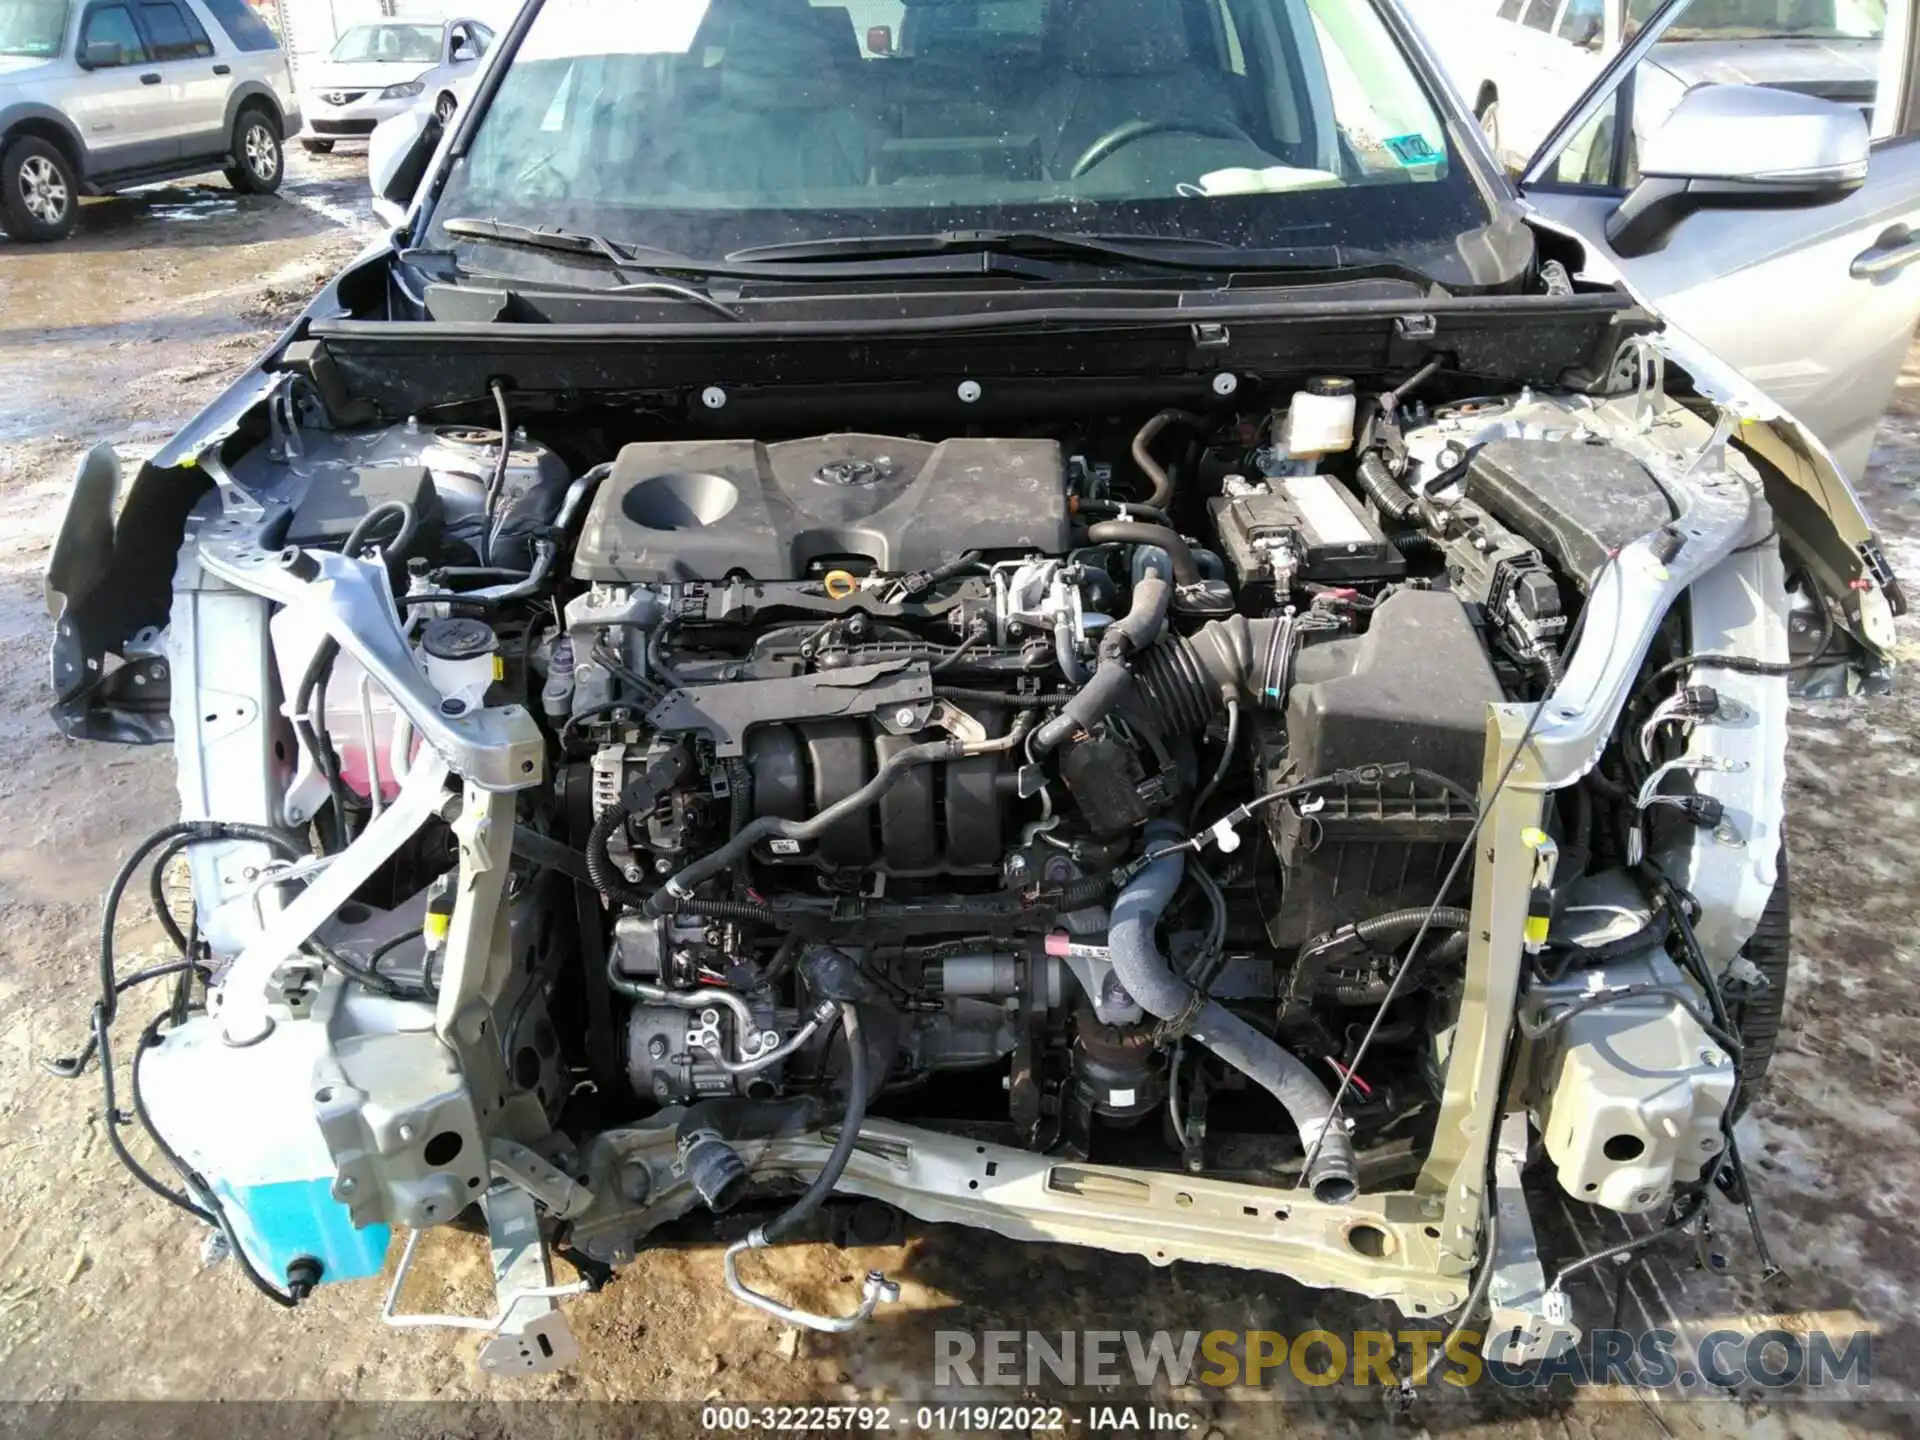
[1384,133,1444,167]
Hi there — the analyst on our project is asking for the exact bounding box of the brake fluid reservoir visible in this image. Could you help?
[1281,376,1357,460]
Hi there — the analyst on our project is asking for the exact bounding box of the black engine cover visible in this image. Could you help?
[574,434,1070,583]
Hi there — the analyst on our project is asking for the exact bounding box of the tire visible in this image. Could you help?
[225,107,284,194]
[300,138,335,154]
[434,91,458,125]
[1726,850,1791,1116]
[0,135,79,243]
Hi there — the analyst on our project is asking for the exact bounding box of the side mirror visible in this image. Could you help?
[79,40,123,67]
[368,108,443,229]
[452,42,474,61]
[1607,84,1869,258]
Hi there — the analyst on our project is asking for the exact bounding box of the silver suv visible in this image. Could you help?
[0,0,300,242]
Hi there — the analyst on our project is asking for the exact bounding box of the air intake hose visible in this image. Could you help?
[1106,822,1359,1205]
[1133,614,1294,736]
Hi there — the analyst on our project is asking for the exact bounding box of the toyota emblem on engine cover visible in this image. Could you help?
[815,458,887,487]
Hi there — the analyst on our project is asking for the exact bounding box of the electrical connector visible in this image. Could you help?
[1668,793,1725,828]
[1678,684,1721,717]
[1644,792,1725,828]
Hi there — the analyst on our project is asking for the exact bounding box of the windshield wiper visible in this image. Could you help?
[434,218,743,319]
[427,217,1424,305]
[729,229,1265,270]
[725,229,1419,280]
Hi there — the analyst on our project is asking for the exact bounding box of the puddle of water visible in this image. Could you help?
[143,194,244,225]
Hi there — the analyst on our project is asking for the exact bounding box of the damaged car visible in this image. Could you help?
[41,0,1920,1373]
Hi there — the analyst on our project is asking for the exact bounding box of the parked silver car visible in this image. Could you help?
[0,0,299,241]
[296,17,491,154]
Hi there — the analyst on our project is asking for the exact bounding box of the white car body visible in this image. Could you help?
[1405,0,1883,174]
[298,16,491,146]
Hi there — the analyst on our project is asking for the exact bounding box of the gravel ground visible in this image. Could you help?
[0,150,1917,1436]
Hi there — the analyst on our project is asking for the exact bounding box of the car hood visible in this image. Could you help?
[1649,37,1880,94]
[302,61,433,91]
[0,54,58,83]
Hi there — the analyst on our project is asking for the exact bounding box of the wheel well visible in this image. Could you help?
[3,119,82,176]
[1474,82,1498,116]
[438,90,456,109]
[231,92,285,142]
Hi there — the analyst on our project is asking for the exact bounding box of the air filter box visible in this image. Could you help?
[1258,589,1501,944]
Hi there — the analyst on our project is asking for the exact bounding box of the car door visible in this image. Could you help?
[1519,0,1920,485]
[194,0,298,124]
[65,0,178,171]
[445,19,482,82]
[136,0,227,157]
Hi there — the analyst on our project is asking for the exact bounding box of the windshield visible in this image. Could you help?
[428,0,1490,265]
[0,0,68,57]
[1627,0,1884,39]
[330,22,440,63]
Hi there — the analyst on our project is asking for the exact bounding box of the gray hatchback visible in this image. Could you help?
[0,0,301,241]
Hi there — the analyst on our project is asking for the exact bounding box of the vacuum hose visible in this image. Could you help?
[1108,822,1359,1204]
[650,713,1037,914]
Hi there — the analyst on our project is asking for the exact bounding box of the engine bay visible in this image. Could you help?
[64,347,1828,1366]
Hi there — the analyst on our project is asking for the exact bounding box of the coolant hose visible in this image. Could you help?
[1131,409,1205,508]
[1107,823,1359,1204]
[1083,521,1201,587]
[1031,570,1172,754]
[675,1095,822,1213]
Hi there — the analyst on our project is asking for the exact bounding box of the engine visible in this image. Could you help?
[524,392,1606,1170]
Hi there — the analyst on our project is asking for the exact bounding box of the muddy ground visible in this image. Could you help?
[0,153,1916,1436]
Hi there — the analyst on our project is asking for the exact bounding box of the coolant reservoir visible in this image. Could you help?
[322,649,405,801]
[270,611,499,803]
[1281,376,1357,461]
